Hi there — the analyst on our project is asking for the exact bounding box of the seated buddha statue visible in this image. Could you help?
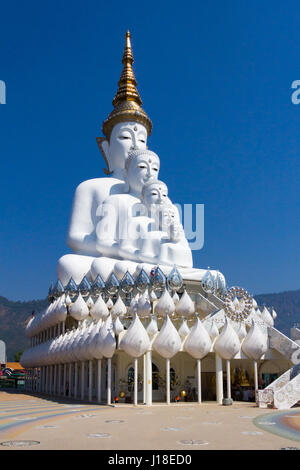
[57,31,220,286]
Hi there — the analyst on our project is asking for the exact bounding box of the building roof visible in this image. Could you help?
[5,362,23,370]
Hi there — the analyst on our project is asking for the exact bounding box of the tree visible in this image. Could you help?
[14,350,23,362]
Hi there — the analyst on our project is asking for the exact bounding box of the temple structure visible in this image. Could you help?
[21,32,300,409]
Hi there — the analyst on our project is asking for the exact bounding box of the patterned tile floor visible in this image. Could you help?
[0,391,300,450]
[254,408,300,443]
[0,394,104,440]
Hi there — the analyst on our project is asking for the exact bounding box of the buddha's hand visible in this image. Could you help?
[169,222,184,242]
[118,245,139,261]
[138,251,159,264]
[161,207,176,228]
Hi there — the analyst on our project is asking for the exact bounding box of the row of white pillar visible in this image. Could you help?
[128,352,224,406]
[30,321,66,347]
[25,358,109,404]
[24,353,258,405]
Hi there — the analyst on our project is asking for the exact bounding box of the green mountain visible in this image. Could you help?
[254,289,300,336]
[0,296,48,361]
[0,290,299,362]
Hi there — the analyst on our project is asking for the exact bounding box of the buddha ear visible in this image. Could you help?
[96,137,112,175]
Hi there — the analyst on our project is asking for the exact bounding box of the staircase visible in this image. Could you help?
[256,327,300,409]
[269,327,300,364]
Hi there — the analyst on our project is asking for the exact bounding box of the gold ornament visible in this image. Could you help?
[224,286,253,322]
[119,391,126,398]
[180,390,187,398]
[101,30,152,139]
[238,369,250,387]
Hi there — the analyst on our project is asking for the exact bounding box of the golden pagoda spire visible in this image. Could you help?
[112,30,142,107]
[102,30,152,139]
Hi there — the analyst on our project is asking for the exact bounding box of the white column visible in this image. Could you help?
[54,365,57,395]
[215,354,223,404]
[68,363,72,398]
[146,351,152,406]
[226,360,231,399]
[166,358,170,405]
[107,358,111,405]
[41,367,44,392]
[50,366,53,395]
[81,361,85,401]
[45,366,49,393]
[48,366,50,393]
[134,357,138,406]
[74,362,78,399]
[254,360,258,392]
[97,359,102,403]
[63,364,67,397]
[44,366,47,393]
[197,359,202,404]
[143,354,146,404]
[58,364,62,395]
[88,360,93,402]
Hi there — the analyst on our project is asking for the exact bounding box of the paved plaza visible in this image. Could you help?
[0,391,299,451]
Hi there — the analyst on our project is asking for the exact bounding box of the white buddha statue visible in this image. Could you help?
[57,31,222,286]
[58,31,152,284]
[139,179,192,266]
[94,149,161,262]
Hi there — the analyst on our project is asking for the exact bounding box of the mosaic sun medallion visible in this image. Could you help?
[179,440,209,446]
[224,286,253,321]
[105,419,125,423]
[0,440,40,447]
[161,427,183,432]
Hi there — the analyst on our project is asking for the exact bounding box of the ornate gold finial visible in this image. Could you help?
[101,31,152,140]
[112,30,142,107]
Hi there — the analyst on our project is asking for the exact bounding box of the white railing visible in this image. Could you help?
[257,363,300,409]
[256,327,300,409]
[269,327,300,364]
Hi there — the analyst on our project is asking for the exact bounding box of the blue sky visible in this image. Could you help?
[0,1,299,300]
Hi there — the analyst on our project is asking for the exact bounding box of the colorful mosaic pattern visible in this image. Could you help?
[0,398,103,439]
[254,409,300,442]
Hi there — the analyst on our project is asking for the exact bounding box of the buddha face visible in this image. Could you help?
[143,182,169,207]
[102,122,148,174]
[127,152,160,195]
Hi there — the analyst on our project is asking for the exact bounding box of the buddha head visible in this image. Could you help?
[99,121,148,175]
[125,149,160,196]
[97,31,152,176]
[142,180,169,207]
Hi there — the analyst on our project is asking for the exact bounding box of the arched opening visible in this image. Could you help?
[152,363,159,390]
[128,366,134,392]
[65,316,78,332]
[170,367,176,390]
